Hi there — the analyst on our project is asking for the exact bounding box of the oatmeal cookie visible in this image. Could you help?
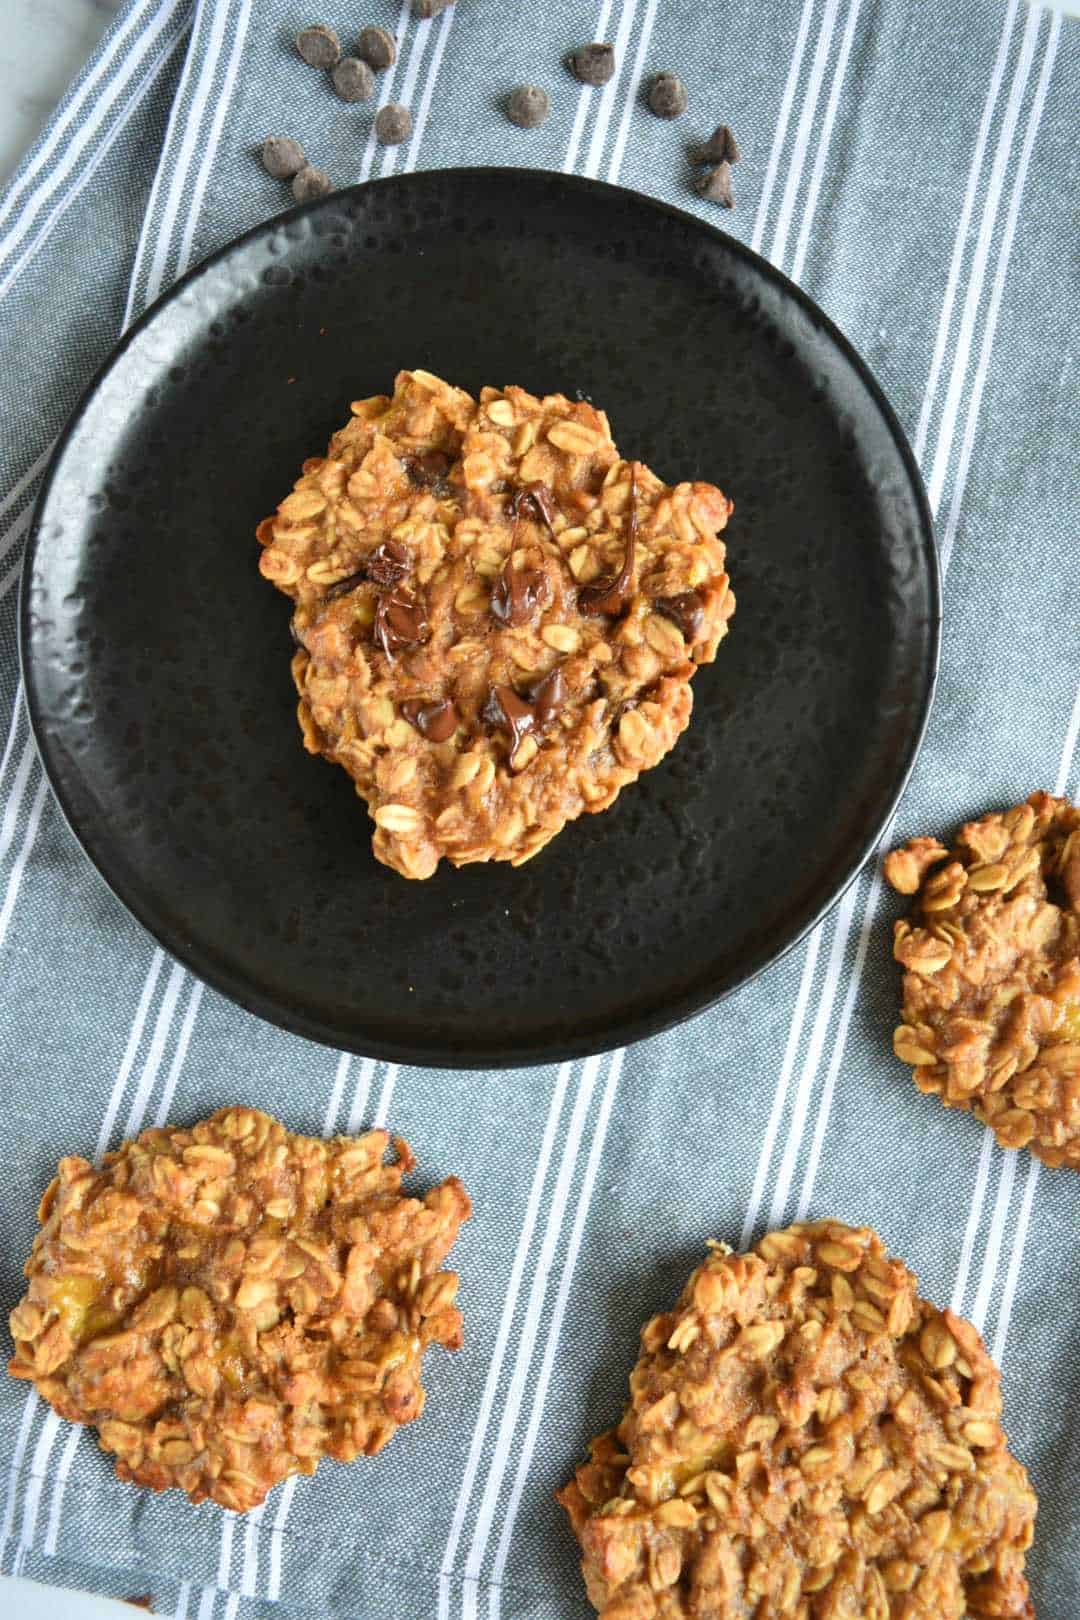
[256,369,734,878]
[8,1107,470,1511]
[886,791,1080,1168]
[558,1221,1035,1620]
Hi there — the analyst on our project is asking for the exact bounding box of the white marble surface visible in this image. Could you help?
[0,0,123,185]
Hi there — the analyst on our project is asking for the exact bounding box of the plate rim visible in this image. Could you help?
[19,167,942,1069]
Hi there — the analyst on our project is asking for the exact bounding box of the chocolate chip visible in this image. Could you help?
[292,165,332,204]
[323,570,369,602]
[491,559,549,628]
[366,539,411,587]
[401,697,458,742]
[260,136,306,179]
[648,72,688,119]
[295,24,341,69]
[375,103,412,145]
[691,124,740,165]
[695,161,735,208]
[526,667,567,727]
[656,590,706,642]
[506,86,550,129]
[485,684,536,754]
[569,43,615,86]
[511,481,559,535]
[413,0,452,15]
[357,25,396,71]
[323,541,410,602]
[403,450,453,493]
[579,464,639,616]
[484,664,568,758]
[331,57,375,102]
[375,591,428,660]
[481,687,506,729]
[124,1601,153,1612]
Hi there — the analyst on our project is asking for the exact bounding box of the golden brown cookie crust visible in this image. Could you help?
[558,1221,1036,1620]
[8,1107,470,1511]
[256,369,734,878]
[886,790,1080,1168]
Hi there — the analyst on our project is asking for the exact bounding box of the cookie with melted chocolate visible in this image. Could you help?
[256,369,735,878]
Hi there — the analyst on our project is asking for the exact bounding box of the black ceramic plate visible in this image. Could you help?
[22,169,938,1068]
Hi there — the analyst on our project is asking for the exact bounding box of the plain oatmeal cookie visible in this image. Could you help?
[558,1221,1036,1620]
[886,790,1080,1168]
[256,369,735,878]
[8,1107,470,1511]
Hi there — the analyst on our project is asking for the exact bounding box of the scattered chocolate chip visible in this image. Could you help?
[375,591,428,660]
[690,123,740,165]
[124,1600,152,1612]
[295,24,341,69]
[292,165,332,203]
[375,103,413,145]
[260,135,306,179]
[366,539,412,587]
[413,0,452,16]
[511,481,559,535]
[357,24,396,70]
[569,43,616,86]
[695,160,735,208]
[648,72,688,119]
[331,57,375,102]
[656,590,706,642]
[579,464,639,616]
[491,559,550,627]
[401,697,459,742]
[403,450,453,493]
[526,667,567,727]
[506,85,550,129]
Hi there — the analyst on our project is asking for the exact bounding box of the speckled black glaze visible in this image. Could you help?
[20,170,939,1068]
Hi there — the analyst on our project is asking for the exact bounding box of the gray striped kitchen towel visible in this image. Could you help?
[1,2,1078,1616]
